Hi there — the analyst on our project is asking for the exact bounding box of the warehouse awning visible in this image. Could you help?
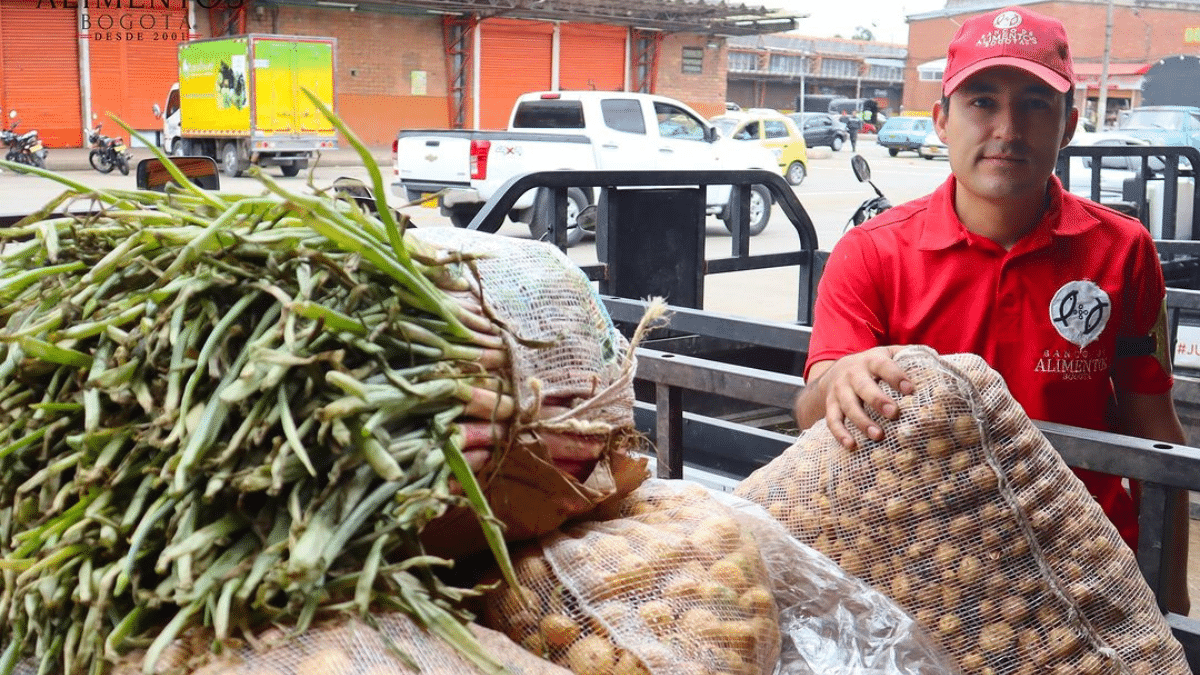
[286,0,803,35]
[1072,62,1151,90]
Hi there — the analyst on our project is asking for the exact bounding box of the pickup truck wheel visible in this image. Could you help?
[888,148,899,157]
[721,184,771,236]
[831,136,844,151]
[447,205,483,229]
[221,142,243,177]
[530,188,587,247]
[785,161,807,186]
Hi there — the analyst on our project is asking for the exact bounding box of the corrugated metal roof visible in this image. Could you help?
[285,0,805,34]
[728,33,906,56]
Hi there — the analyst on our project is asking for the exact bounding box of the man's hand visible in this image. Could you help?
[793,346,914,449]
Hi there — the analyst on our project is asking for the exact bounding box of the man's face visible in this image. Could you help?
[933,67,1078,204]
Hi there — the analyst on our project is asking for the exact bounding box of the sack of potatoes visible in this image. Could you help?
[481,480,782,675]
[102,612,574,675]
[735,346,1190,675]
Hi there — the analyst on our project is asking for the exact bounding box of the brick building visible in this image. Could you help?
[904,0,1200,125]
[0,0,798,148]
[724,34,907,116]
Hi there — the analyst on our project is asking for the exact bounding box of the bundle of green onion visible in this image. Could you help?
[0,111,519,675]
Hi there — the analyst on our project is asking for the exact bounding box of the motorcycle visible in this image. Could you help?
[85,116,130,175]
[3,110,47,169]
[847,154,891,228]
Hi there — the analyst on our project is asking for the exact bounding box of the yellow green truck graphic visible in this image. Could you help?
[154,34,337,177]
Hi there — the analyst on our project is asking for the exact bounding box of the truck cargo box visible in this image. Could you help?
[178,34,336,144]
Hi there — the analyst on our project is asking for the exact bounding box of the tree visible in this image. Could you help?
[852,25,875,41]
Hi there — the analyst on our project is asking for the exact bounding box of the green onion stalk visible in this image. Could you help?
[0,98,525,675]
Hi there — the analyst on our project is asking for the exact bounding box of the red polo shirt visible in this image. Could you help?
[808,175,1172,548]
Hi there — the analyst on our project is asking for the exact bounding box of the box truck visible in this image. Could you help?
[153,34,337,177]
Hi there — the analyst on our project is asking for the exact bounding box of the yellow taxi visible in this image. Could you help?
[710,110,809,185]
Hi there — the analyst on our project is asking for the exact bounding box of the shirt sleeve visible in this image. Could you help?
[804,228,889,379]
[1111,227,1173,395]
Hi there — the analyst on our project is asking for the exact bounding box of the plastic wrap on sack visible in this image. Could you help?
[481,478,960,675]
[710,486,961,675]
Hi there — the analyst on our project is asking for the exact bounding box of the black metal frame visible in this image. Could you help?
[464,169,825,322]
[1056,145,1200,240]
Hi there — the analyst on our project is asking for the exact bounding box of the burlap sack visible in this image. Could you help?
[735,346,1190,675]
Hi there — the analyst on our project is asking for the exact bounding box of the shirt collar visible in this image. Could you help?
[918,174,1102,251]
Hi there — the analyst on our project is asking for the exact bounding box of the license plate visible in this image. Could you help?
[29,144,42,152]
[420,193,438,208]
[115,144,126,152]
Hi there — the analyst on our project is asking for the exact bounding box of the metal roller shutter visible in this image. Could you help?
[479,18,552,130]
[559,23,627,92]
[0,0,81,148]
[87,2,189,142]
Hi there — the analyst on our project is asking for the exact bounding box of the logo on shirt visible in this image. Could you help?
[1049,280,1110,349]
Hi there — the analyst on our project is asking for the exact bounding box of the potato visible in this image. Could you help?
[714,619,759,653]
[736,586,774,617]
[696,580,737,605]
[709,558,749,593]
[1046,626,1083,660]
[613,649,650,675]
[566,635,616,675]
[295,647,355,675]
[680,607,721,638]
[951,413,982,447]
[541,614,582,650]
[977,622,1014,654]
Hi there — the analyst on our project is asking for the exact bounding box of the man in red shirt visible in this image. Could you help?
[792,5,1190,613]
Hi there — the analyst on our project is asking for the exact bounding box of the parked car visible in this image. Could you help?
[876,116,934,156]
[1064,131,1153,203]
[918,132,948,160]
[787,112,849,151]
[711,111,809,185]
[1116,106,1200,167]
[394,91,781,243]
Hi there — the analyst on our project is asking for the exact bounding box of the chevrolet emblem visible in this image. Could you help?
[425,154,437,162]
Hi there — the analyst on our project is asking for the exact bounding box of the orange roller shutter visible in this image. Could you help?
[0,0,81,148]
[558,23,627,92]
[479,18,552,130]
[87,1,190,142]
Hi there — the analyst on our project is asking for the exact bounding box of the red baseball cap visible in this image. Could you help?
[942,6,1075,96]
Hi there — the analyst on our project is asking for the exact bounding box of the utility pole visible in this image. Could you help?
[1096,0,1115,129]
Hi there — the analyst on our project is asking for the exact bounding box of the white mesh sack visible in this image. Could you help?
[94,613,573,675]
[735,346,1190,675]
[408,229,651,557]
[407,227,631,429]
[480,479,783,675]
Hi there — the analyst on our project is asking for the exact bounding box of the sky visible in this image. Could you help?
[771,0,948,44]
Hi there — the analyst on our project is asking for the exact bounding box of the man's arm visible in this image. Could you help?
[1114,389,1186,445]
[793,347,914,449]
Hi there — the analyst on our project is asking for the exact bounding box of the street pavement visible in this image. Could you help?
[14,144,393,173]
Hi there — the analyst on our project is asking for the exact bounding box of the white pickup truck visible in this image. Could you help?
[392,91,781,245]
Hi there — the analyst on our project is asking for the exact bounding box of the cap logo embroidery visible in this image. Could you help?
[1049,280,1110,349]
[993,10,1023,29]
[977,27,1038,49]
